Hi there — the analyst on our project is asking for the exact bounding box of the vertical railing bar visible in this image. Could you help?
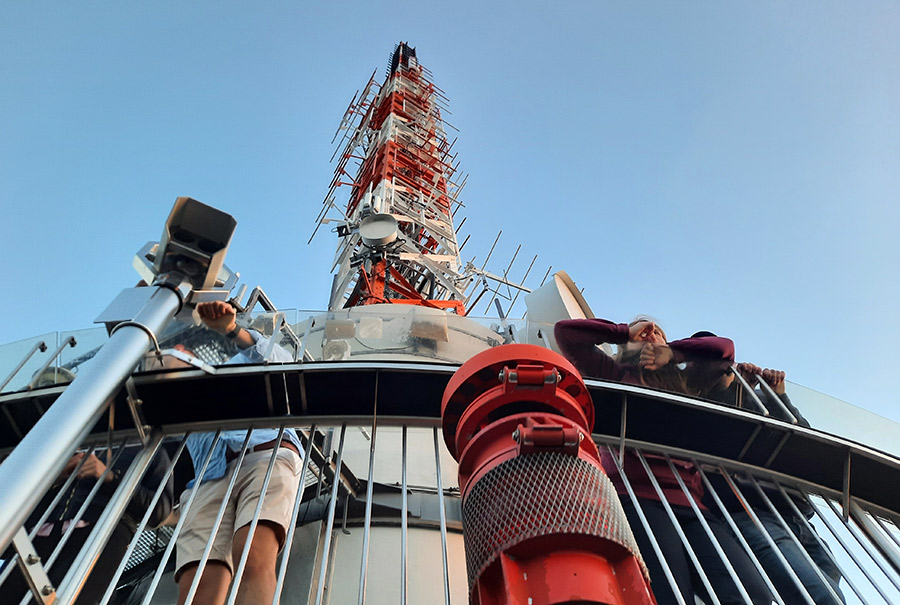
[341,492,351,533]
[746,478,847,604]
[226,426,288,605]
[298,317,314,362]
[273,423,317,604]
[316,429,334,500]
[814,496,885,603]
[842,452,852,522]
[868,511,900,551]
[185,428,255,605]
[604,445,687,605]
[400,425,408,605]
[634,448,721,605]
[315,423,347,605]
[358,374,379,605]
[617,393,627,468]
[261,313,286,363]
[98,434,189,605]
[0,448,96,590]
[140,430,224,605]
[665,455,753,604]
[696,465,792,605]
[433,427,451,605]
[817,493,900,592]
[850,508,900,590]
[57,433,165,604]
[755,375,798,424]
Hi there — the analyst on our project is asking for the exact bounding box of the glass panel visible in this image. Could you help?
[0,332,58,393]
[57,327,109,380]
[786,383,900,457]
[3,310,899,460]
[286,307,508,365]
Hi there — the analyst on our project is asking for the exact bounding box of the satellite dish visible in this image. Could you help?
[359,213,399,247]
[524,270,600,353]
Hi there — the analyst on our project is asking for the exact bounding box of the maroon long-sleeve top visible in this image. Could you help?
[553,318,735,508]
[554,318,734,383]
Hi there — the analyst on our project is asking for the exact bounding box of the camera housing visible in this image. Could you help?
[153,197,237,290]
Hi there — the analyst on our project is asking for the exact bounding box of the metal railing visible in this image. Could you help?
[0,393,898,603]
[2,313,900,603]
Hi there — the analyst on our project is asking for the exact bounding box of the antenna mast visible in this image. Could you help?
[316,42,472,313]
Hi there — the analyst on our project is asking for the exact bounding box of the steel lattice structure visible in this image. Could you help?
[315,43,533,316]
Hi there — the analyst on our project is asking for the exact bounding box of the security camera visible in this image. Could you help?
[153,197,237,290]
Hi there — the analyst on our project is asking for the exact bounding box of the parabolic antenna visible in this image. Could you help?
[359,213,399,247]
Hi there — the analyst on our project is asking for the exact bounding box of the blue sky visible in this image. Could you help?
[1,2,898,422]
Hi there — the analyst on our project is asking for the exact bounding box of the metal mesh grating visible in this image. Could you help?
[461,451,646,588]
[123,526,175,571]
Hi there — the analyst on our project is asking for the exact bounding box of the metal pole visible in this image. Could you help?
[400,425,408,605]
[0,285,182,551]
[432,427,451,605]
[358,401,378,604]
[273,424,316,604]
[315,424,347,605]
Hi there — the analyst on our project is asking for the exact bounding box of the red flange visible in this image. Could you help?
[442,344,593,459]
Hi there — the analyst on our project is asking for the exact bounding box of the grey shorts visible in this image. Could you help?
[175,448,302,579]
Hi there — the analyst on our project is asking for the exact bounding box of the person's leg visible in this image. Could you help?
[175,479,236,605]
[734,511,844,604]
[684,510,771,605]
[228,448,301,605]
[752,513,845,604]
[229,521,282,605]
[621,499,695,605]
[796,518,844,603]
[177,561,232,605]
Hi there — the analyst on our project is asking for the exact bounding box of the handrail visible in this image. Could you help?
[0,341,47,392]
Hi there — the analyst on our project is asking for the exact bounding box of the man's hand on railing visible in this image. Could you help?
[197,300,238,333]
[197,300,255,349]
[761,368,786,395]
[735,362,763,388]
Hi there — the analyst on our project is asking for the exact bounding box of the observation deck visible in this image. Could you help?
[1,305,899,604]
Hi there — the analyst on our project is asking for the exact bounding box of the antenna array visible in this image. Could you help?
[313,43,545,317]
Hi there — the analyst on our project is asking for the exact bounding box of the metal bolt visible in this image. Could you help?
[511,429,520,442]
[42,585,55,596]
[26,554,40,565]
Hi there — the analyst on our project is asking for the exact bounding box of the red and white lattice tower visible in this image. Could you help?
[315,43,474,314]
